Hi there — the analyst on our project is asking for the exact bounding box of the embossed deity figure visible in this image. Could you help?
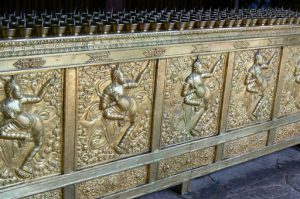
[182,56,222,136]
[101,62,149,154]
[0,76,54,178]
[295,60,300,109]
[245,50,276,120]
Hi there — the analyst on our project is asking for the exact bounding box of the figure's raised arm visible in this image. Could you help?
[23,77,55,104]
[262,52,276,69]
[124,60,150,88]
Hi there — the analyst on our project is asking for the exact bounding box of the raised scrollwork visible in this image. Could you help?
[23,189,62,199]
[143,48,166,57]
[274,122,300,143]
[227,48,279,130]
[233,41,250,49]
[191,45,211,53]
[13,58,46,70]
[161,54,226,147]
[77,61,154,168]
[0,71,62,186]
[158,147,215,179]
[223,132,268,159]
[288,37,300,44]
[86,51,112,64]
[76,166,147,199]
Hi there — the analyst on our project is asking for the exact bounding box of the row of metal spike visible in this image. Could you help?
[0,8,299,39]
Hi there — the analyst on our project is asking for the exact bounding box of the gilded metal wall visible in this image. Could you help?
[0,25,300,198]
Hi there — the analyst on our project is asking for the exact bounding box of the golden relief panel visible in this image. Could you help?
[274,122,300,144]
[76,166,148,199]
[161,54,227,147]
[227,48,280,130]
[77,61,155,168]
[279,46,300,117]
[22,189,62,199]
[158,147,215,179]
[223,131,268,159]
[0,71,63,186]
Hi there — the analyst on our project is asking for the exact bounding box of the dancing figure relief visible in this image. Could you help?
[182,56,222,136]
[0,75,55,178]
[295,59,300,109]
[100,62,149,154]
[245,50,276,120]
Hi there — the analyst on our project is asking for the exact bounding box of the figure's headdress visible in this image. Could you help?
[192,56,203,72]
[255,50,263,62]
[5,76,17,96]
[111,65,123,82]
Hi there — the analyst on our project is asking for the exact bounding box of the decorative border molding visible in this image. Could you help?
[0,25,299,58]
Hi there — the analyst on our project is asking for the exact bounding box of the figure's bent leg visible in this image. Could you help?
[184,95,201,107]
[191,91,211,136]
[104,106,126,120]
[251,95,264,120]
[15,135,43,178]
[246,83,259,94]
[115,116,137,154]
[15,116,44,179]
[0,123,31,140]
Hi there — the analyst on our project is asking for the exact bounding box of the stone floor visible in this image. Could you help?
[139,147,300,199]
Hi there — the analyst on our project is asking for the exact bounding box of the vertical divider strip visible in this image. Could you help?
[149,58,167,183]
[268,46,286,146]
[215,52,235,162]
[63,68,77,198]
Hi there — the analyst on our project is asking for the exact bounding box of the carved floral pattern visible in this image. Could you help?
[77,61,155,168]
[13,58,46,70]
[22,189,62,199]
[161,54,227,147]
[0,70,63,186]
[223,132,268,159]
[76,166,147,198]
[274,122,300,144]
[143,48,166,57]
[279,46,300,116]
[158,147,215,179]
[85,51,111,63]
[233,41,250,49]
[227,48,280,130]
